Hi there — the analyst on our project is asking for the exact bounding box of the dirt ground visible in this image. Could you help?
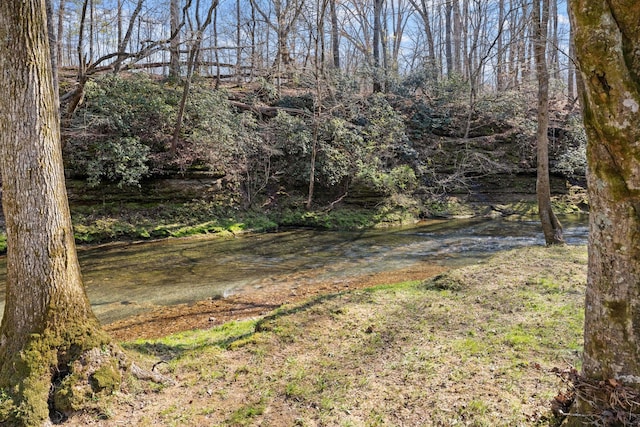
[105,263,448,341]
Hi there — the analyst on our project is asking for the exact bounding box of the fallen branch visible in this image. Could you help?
[323,192,349,212]
[228,100,310,118]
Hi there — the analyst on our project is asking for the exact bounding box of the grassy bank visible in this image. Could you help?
[64,244,586,426]
[66,190,588,246]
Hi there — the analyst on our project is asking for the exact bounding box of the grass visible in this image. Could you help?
[66,197,419,248]
[65,244,587,426]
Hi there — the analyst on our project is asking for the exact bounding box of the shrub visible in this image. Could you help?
[65,74,177,183]
[554,115,587,178]
[85,137,150,188]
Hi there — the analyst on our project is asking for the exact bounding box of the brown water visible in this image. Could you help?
[0,216,588,324]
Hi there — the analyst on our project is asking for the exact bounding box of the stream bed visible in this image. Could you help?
[0,216,588,324]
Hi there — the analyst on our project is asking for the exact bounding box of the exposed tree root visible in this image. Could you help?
[552,367,640,426]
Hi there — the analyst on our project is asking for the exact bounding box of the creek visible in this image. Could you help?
[0,216,588,324]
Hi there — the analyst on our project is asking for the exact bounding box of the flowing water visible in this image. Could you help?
[0,215,588,324]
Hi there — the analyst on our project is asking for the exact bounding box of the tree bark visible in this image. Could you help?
[567,21,576,104]
[568,0,640,422]
[496,0,505,90]
[532,0,563,245]
[0,0,117,424]
[445,1,453,76]
[372,0,383,92]
[169,0,181,79]
[330,0,340,69]
[56,0,65,68]
[452,0,462,75]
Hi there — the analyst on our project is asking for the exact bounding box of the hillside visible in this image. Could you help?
[33,75,589,248]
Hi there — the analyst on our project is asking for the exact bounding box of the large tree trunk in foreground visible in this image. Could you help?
[532,0,563,245]
[0,1,120,425]
[568,0,640,423]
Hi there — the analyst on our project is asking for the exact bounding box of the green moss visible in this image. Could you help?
[53,373,83,412]
[0,316,118,425]
[0,336,56,425]
[90,359,122,394]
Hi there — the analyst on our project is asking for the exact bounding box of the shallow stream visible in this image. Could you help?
[0,216,588,324]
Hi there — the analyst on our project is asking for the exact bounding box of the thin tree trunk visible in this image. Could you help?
[532,0,563,245]
[89,0,94,61]
[250,2,257,80]
[172,0,219,154]
[452,0,462,74]
[169,0,181,79]
[214,6,220,88]
[508,0,518,87]
[117,0,123,47]
[112,0,145,74]
[409,0,436,78]
[445,1,453,76]
[496,0,505,90]
[330,0,340,69]
[549,0,559,81]
[236,0,242,81]
[373,0,383,92]
[57,0,65,67]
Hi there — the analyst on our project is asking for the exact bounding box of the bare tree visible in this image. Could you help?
[250,0,306,90]
[172,0,219,153]
[409,0,437,78]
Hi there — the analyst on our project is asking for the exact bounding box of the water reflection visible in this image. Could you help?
[0,215,588,324]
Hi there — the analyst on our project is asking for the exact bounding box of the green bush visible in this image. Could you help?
[554,115,587,178]
[65,75,177,184]
[86,137,150,188]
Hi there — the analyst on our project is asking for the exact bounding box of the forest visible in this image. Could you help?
[34,0,587,248]
[1,0,640,426]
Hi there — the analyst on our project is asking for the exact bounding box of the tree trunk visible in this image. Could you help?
[117,0,123,47]
[532,0,563,245]
[567,22,575,104]
[330,0,340,69]
[169,0,181,79]
[89,0,94,61]
[236,0,242,81]
[171,0,219,154]
[496,0,505,90]
[409,0,436,79]
[548,0,559,81]
[452,0,462,74]
[372,0,383,92]
[46,0,59,99]
[56,0,65,67]
[112,0,145,74]
[0,1,119,424]
[567,0,640,422]
[445,1,453,76]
